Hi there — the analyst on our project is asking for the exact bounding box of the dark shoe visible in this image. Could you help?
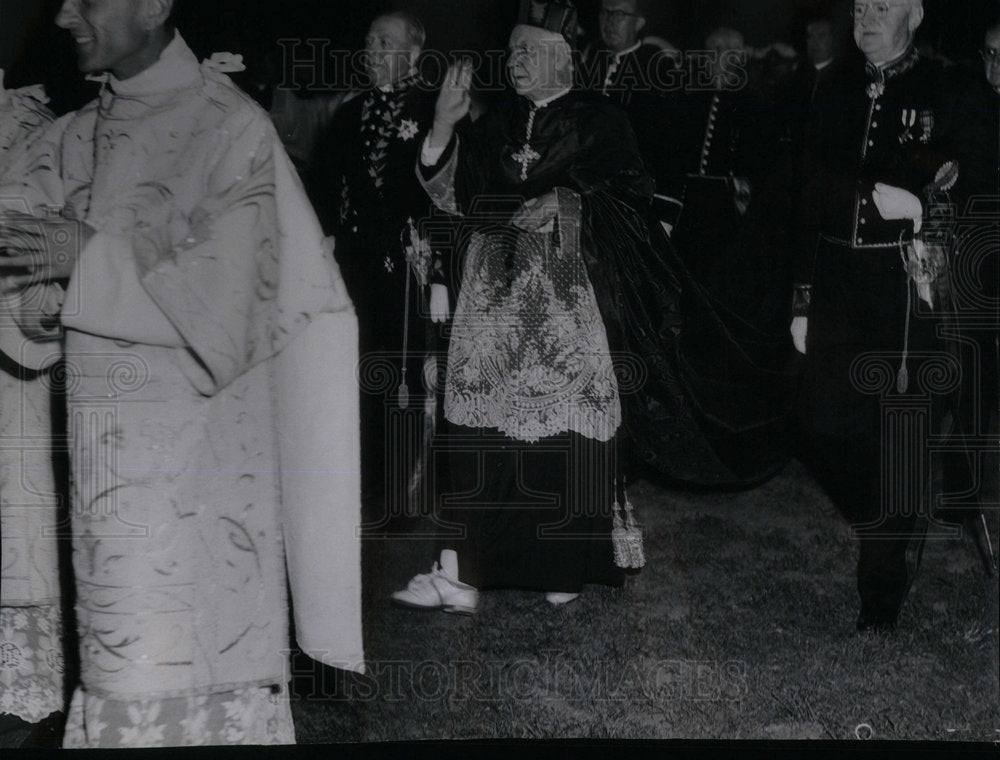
[856,608,897,634]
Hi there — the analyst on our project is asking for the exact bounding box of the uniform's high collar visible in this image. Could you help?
[864,45,919,83]
[107,31,202,97]
[373,72,420,96]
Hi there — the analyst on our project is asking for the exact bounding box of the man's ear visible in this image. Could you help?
[907,4,924,34]
[554,40,573,71]
[141,0,174,32]
[636,16,647,34]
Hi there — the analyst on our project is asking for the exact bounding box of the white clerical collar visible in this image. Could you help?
[814,58,833,71]
[530,86,572,109]
[613,41,642,61]
[108,31,202,96]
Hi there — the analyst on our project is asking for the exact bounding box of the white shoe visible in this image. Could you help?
[391,562,480,615]
[544,592,580,606]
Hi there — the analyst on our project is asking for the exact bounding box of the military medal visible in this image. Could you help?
[899,108,916,144]
[919,109,933,143]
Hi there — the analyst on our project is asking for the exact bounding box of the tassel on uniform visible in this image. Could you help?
[612,482,645,569]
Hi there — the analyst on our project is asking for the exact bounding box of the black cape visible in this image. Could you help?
[425,89,794,487]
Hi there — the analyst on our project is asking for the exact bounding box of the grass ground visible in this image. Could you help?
[291,458,1000,743]
[3,459,995,748]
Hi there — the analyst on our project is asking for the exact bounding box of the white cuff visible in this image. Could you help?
[420,135,447,167]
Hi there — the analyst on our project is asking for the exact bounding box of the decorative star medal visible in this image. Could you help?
[866,81,884,100]
[397,118,419,142]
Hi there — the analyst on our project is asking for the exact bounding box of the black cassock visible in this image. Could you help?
[663,85,794,340]
[417,89,791,590]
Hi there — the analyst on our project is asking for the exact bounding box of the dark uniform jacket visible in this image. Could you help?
[795,47,959,447]
[313,75,443,319]
[795,48,954,296]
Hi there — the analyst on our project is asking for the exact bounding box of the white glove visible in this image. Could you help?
[430,282,450,323]
[790,316,808,355]
[872,183,923,233]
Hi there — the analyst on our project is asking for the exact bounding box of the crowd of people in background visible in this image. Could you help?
[0,0,996,748]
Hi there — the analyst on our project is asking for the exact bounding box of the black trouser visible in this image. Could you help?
[806,433,918,618]
[801,238,946,619]
[345,232,427,510]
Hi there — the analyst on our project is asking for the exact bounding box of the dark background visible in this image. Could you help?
[2,0,996,112]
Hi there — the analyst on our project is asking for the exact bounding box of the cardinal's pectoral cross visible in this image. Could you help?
[512,142,541,181]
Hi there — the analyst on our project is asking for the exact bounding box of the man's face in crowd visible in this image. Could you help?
[56,0,163,80]
[852,1,923,65]
[364,15,419,89]
[705,28,745,85]
[806,19,835,65]
[507,25,568,101]
[599,0,645,53]
[984,26,1000,93]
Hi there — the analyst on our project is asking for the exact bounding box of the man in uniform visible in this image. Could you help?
[313,12,442,515]
[791,0,965,632]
